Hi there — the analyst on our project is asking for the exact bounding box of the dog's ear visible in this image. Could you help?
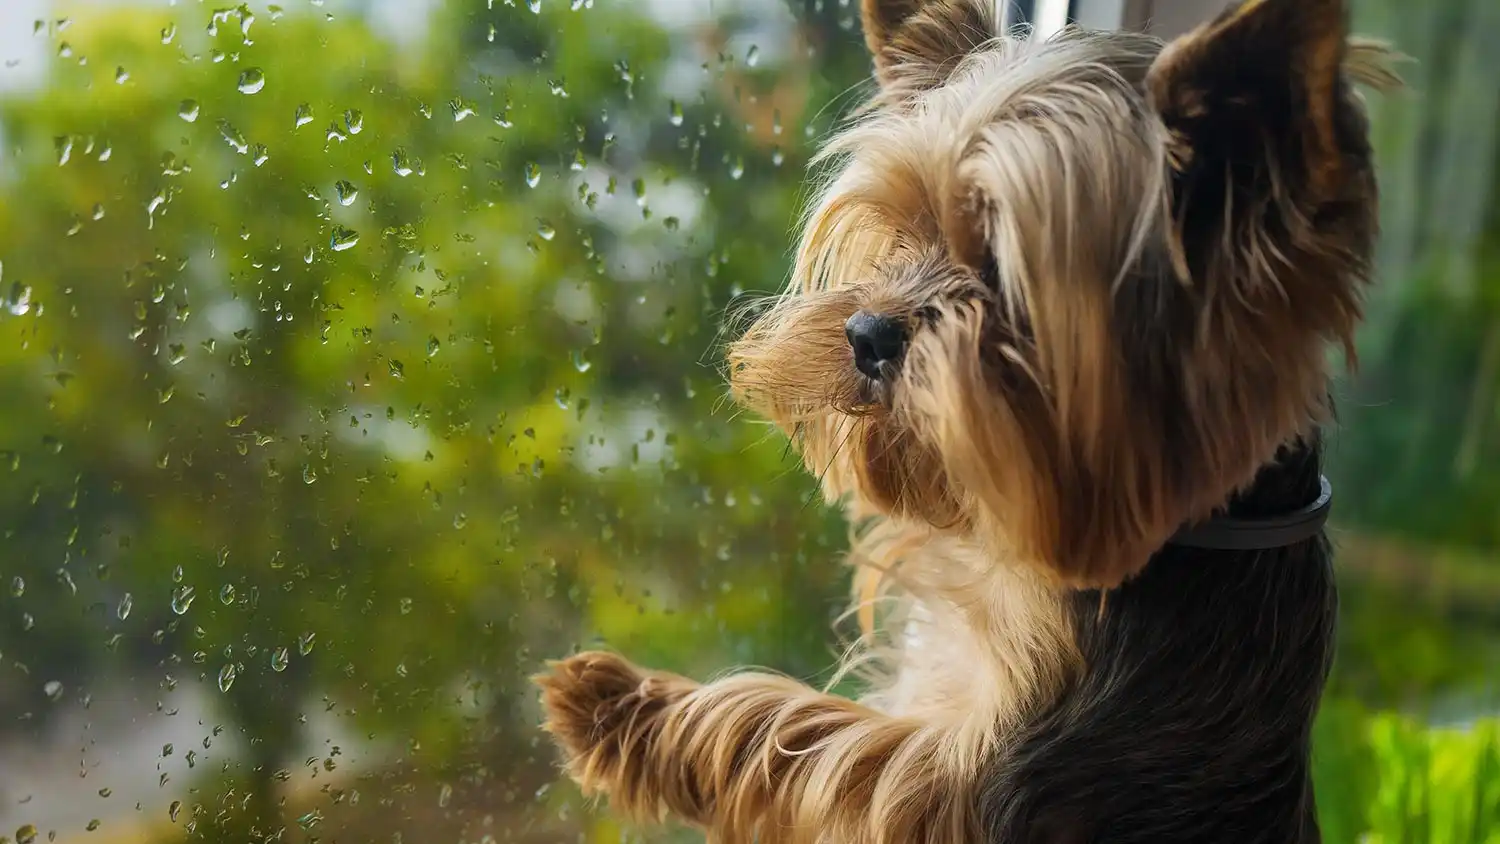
[1146,0,1356,274]
[860,0,995,89]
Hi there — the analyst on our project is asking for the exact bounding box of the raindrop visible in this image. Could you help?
[217,119,249,154]
[668,99,684,126]
[271,647,289,672]
[55,134,74,165]
[570,349,592,372]
[527,0,541,12]
[303,465,318,484]
[344,109,364,134]
[217,663,237,692]
[4,283,31,316]
[746,44,761,67]
[43,680,65,701]
[392,148,415,177]
[115,66,129,84]
[330,227,360,252]
[438,783,453,808]
[294,103,314,128]
[16,824,38,844]
[426,336,441,358]
[536,219,556,241]
[524,162,541,188]
[178,100,199,122]
[9,576,22,597]
[450,99,475,122]
[298,631,316,655]
[218,584,236,605]
[334,180,358,206]
[117,592,133,620]
[170,585,196,615]
[168,800,182,822]
[236,67,266,94]
[297,810,323,830]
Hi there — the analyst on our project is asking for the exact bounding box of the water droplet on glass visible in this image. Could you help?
[168,800,182,822]
[527,0,541,13]
[334,180,358,206]
[170,585,196,615]
[303,464,318,484]
[43,680,65,702]
[55,135,74,166]
[668,99,684,126]
[297,810,323,830]
[16,824,39,844]
[217,663,237,692]
[177,99,199,122]
[450,99,475,122]
[392,148,414,177]
[6,282,32,316]
[218,584,236,605]
[271,647,289,672]
[117,592,133,620]
[115,66,130,84]
[524,162,541,188]
[729,156,745,180]
[536,219,556,241]
[438,783,453,808]
[571,349,592,372]
[330,227,360,252]
[294,103,314,128]
[298,631,316,655]
[172,565,184,583]
[344,109,364,134]
[746,44,761,67]
[217,119,249,154]
[236,67,265,94]
[161,23,177,44]
[426,336,441,358]
[9,576,22,597]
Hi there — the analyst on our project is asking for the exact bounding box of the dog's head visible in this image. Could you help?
[729,0,1397,586]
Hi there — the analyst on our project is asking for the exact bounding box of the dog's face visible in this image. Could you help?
[730,0,1393,586]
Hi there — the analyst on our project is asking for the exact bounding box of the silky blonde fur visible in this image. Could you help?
[536,1,1402,841]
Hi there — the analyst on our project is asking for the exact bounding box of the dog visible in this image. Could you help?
[535,1,1401,840]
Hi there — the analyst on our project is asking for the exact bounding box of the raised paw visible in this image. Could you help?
[532,651,696,796]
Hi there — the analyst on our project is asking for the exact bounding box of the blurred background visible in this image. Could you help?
[0,0,1496,841]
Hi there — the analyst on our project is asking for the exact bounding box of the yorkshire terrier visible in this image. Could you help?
[535,0,1401,840]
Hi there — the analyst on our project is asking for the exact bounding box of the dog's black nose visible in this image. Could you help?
[844,311,908,380]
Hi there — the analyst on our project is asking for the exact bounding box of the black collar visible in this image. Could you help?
[1167,475,1333,551]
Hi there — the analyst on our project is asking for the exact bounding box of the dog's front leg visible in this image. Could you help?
[535,651,976,844]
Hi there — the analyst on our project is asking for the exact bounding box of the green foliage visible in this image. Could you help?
[1315,703,1500,844]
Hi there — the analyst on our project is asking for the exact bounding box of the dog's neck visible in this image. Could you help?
[1168,437,1331,552]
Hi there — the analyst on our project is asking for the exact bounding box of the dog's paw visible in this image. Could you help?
[534,651,647,753]
[533,651,694,787]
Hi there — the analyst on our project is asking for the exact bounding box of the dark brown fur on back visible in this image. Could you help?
[534,1,1402,841]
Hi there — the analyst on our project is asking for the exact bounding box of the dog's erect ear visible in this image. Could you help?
[860,0,995,89]
[1147,0,1352,210]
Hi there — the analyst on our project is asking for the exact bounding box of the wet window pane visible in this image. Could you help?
[0,1,1495,842]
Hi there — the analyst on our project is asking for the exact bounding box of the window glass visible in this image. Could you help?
[0,1,1494,842]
